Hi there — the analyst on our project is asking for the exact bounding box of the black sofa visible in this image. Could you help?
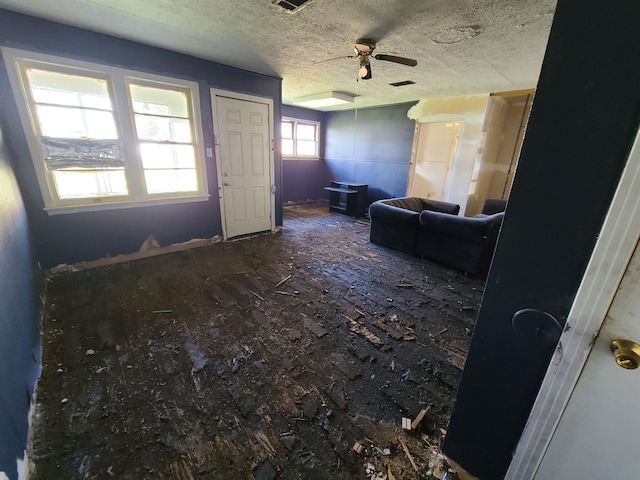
[417,200,506,275]
[369,197,461,254]
[477,198,507,216]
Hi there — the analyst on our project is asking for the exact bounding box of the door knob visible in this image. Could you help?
[610,339,640,369]
[224,181,230,186]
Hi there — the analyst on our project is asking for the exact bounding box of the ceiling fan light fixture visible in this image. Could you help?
[358,57,372,80]
[354,38,376,55]
[293,91,355,108]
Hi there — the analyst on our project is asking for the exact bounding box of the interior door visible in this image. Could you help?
[213,94,272,239]
[533,237,640,479]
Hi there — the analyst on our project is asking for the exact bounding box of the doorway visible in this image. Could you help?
[211,90,275,239]
[407,120,461,201]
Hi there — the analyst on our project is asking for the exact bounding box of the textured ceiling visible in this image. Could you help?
[0,0,556,111]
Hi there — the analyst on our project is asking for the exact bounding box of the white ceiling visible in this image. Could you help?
[0,0,557,111]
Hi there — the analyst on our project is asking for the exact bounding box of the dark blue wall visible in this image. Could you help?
[0,9,282,268]
[281,105,331,203]
[443,1,640,478]
[0,125,41,479]
[324,103,415,204]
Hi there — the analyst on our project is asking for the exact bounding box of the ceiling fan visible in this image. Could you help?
[315,38,417,80]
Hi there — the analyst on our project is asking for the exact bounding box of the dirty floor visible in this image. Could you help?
[32,203,485,480]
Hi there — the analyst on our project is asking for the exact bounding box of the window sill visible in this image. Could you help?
[282,156,320,161]
[44,194,211,215]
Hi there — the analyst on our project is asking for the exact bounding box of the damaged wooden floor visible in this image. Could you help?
[33,203,485,480]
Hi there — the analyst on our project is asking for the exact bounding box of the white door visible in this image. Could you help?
[534,237,640,479]
[213,93,273,239]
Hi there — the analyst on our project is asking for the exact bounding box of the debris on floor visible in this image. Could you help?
[31,203,484,479]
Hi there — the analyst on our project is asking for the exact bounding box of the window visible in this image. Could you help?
[2,48,208,213]
[130,84,198,194]
[281,118,319,159]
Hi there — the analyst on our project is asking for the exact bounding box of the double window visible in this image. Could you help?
[2,48,208,213]
[281,117,319,159]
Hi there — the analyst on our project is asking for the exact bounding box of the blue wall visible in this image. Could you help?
[0,9,282,268]
[281,105,331,203]
[324,103,415,204]
[0,125,41,479]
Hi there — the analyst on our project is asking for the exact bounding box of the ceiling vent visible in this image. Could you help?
[273,0,314,13]
[389,80,416,87]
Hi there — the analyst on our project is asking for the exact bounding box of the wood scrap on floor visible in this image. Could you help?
[254,430,277,458]
[373,319,406,340]
[399,438,419,471]
[275,290,296,296]
[302,317,328,337]
[275,274,292,288]
[348,318,384,347]
[373,318,417,342]
[411,406,431,430]
[352,440,364,454]
[402,417,413,430]
[330,353,362,380]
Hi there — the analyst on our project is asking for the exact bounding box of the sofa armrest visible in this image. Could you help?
[481,198,507,215]
[419,211,503,239]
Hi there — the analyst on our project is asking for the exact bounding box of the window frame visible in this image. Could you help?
[2,47,209,214]
[281,117,320,160]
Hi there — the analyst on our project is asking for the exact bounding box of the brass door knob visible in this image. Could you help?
[610,339,640,369]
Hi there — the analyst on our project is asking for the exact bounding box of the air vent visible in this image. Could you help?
[389,80,415,87]
[273,0,314,13]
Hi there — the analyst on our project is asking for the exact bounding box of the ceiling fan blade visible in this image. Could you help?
[313,55,355,66]
[374,54,417,67]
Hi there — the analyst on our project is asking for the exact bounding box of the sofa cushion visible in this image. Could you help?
[381,197,461,215]
[420,211,503,241]
[417,211,504,275]
[423,199,460,215]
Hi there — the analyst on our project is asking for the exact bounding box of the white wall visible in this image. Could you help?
[467,96,510,215]
[408,94,489,215]
[487,95,533,200]
[409,121,461,201]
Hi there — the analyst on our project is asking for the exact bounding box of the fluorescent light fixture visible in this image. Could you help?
[293,91,354,108]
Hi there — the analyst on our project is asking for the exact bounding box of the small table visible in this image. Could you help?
[324,181,368,217]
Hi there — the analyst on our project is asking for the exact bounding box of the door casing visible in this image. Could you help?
[211,89,275,240]
[407,120,462,201]
[505,124,640,479]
